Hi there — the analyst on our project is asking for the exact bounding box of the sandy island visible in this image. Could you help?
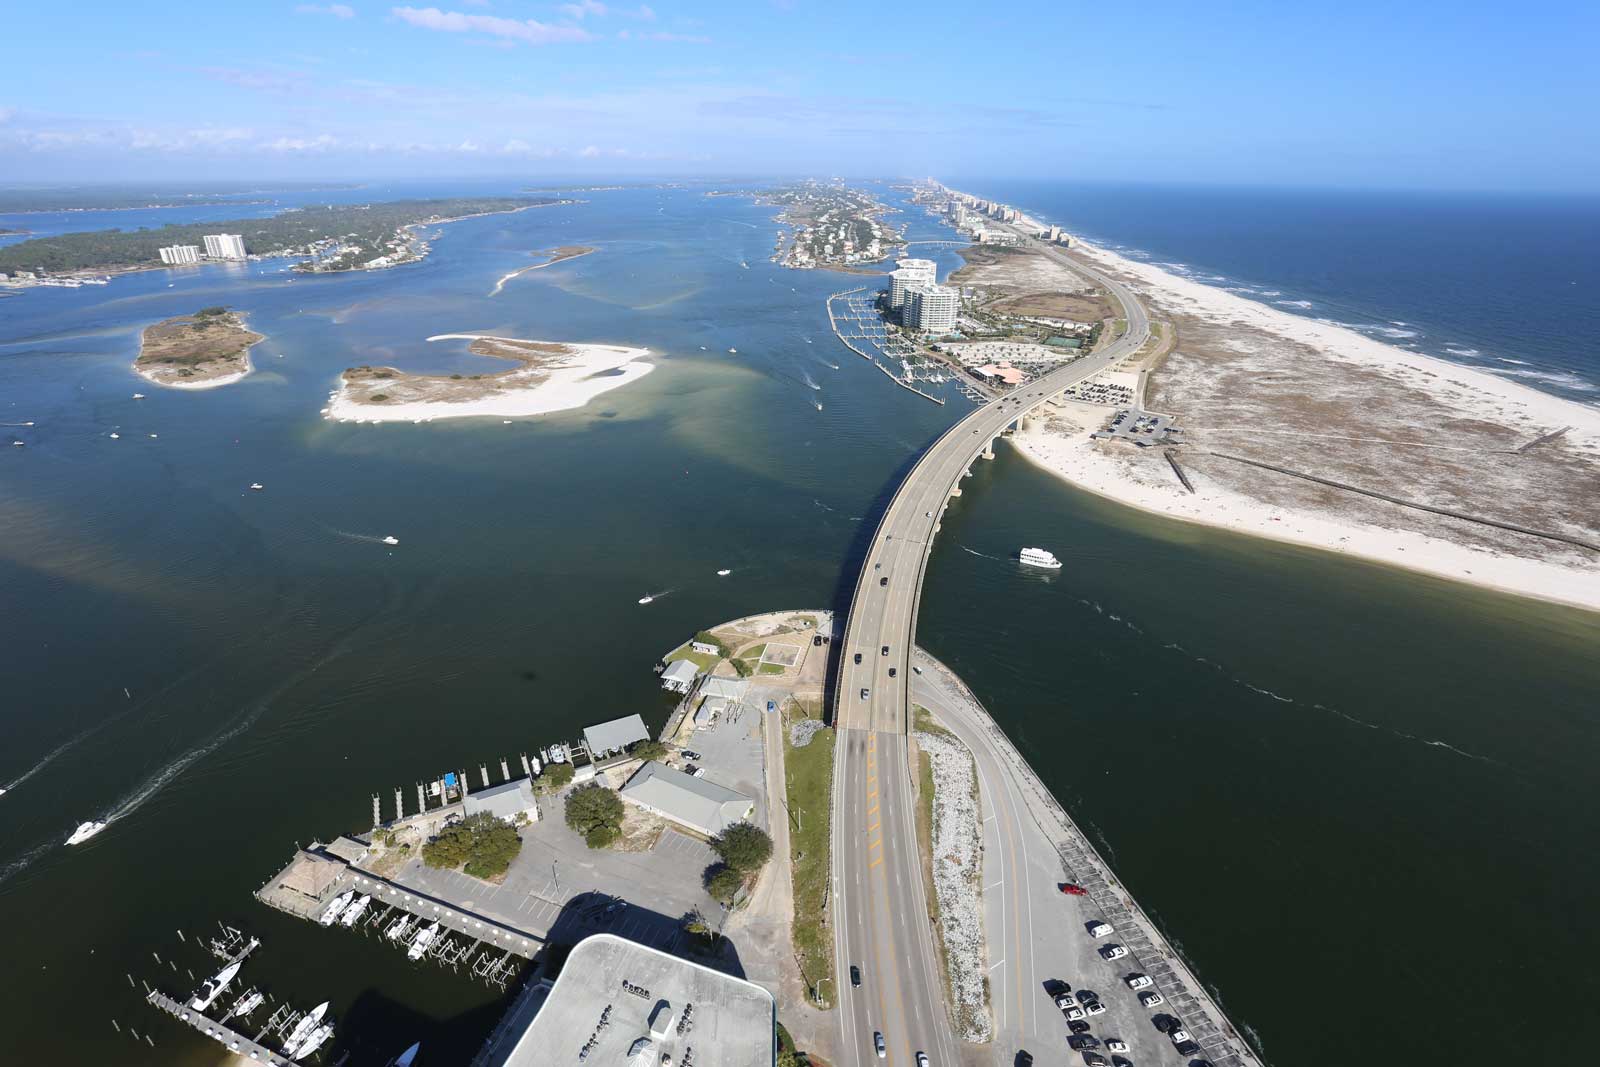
[134,307,263,390]
[941,192,1600,613]
[489,245,596,296]
[324,334,653,423]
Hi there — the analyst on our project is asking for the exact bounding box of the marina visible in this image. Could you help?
[826,286,970,404]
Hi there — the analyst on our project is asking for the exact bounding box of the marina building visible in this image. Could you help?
[659,659,699,694]
[886,257,937,310]
[158,244,200,265]
[464,778,540,823]
[202,233,247,260]
[619,760,754,837]
[903,283,960,333]
[488,932,775,1067]
[583,714,651,759]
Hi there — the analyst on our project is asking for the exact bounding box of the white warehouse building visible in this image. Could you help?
[903,284,959,333]
[203,234,247,260]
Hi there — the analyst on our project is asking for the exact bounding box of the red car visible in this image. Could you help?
[1060,883,1088,897]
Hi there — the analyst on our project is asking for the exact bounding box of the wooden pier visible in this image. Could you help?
[146,989,302,1065]
[826,287,951,406]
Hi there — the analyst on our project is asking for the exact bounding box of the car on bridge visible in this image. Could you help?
[873,1031,886,1058]
[854,652,862,664]
[860,687,870,700]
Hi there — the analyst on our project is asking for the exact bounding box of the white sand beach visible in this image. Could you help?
[1008,237,1600,613]
[324,334,652,423]
[135,352,254,391]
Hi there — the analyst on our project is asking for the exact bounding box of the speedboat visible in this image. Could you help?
[318,890,355,926]
[408,921,440,961]
[282,1003,329,1056]
[716,569,731,576]
[108,432,120,440]
[1019,547,1062,570]
[382,536,399,546]
[638,595,653,605]
[387,1042,421,1067]
[339,894,371,927]
[293,1023,335,1059]
[190,960,242,1011]
[132,393,146,400]
[65,820,106,846]
[728,347,737,353]
[226,990,264,1020]
[249,483,264,491]
[386,914,415,942]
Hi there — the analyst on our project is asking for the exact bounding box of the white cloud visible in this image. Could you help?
[558,0,606,17]
[0,105,14,123]
[391,6,594,43]
[633,4,655,20]
[260,133,339,152]
[618,28,709,42]
[296,3,356,17]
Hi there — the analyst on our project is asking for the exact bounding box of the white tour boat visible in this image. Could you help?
[1018,547,1062,570]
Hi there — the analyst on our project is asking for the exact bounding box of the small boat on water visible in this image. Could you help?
[226,990,264,1020]
[66,820,106,846]
[382,535,399,545]
[190,960,242,1012]
[339,894,371,927]
[108,432,120,440]
[716,569,731,576]
[1019,547,1062,570]
[638,595,654,605]
[132,393,146,400]
[408,921,440,961]
[249,483,264,491]
[293,1023,335,1059]
[387,1042,422,1067]
[728,347,737,354]
[282,1003,329,1056]
[318,890,355,926]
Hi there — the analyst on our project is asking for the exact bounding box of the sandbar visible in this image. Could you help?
[324,334,652,423]
[489,246,596,296]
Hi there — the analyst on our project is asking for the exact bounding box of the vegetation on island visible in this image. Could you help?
[420,812,524,881]
[135,305,263,385]
[0,196,553,275]
[0,182,362,214]
[564,782,625,848]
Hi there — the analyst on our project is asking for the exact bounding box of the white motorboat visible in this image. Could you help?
[282,1002,329,1056]
[108,432,120,440]
[1018,547,1062,570]
[65,820,106,846]
[716,569,731,576]
[249,483,264,491]
[339,894,371,927]
[386,914,415,942]
[387,1042,421,1067]
[382,535,399,545]
[292,1023,335,1059]
[132,393,146,399]
[407,921,440,961]
[318,890,355,926]
[728,347,737,353]
[226,990,264,1020]
[189,960,242,1011]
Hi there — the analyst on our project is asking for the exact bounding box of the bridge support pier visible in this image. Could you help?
[980,441,995,460]
[949,486,962,498]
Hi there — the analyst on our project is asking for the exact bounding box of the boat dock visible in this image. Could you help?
[146,989,306,1066]
[826,286,952,405]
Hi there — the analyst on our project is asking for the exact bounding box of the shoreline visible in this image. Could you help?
[324,334,653,424]
[488,245,596,296]
[133,310,262,390]
[942,183,1600,613]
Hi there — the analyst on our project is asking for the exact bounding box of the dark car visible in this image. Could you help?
[1175,1042,1201,1058]
[850,965,861,987]
[1070,1035,1101,1051]
[854,653,862,664]
[1015,1055,1033,1067]
[1075,990,1098,1004]
[1068,1021,1091,1035]
[879,576,888,587]
[881,645,889,656]
[888,667,897,678]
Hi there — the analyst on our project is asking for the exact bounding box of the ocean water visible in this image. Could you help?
[955,179,1600,402]
[0,180,1597,1067]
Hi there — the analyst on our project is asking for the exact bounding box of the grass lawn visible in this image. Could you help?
[759,662,786,676]
[666,643,720,672]
[785,703,836,1008]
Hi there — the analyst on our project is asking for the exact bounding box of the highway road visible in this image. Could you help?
[829,236,1151,1065]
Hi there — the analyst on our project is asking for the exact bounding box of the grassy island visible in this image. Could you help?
[135,306,263,389]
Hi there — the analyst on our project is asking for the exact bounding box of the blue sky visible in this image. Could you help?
[3,1,1597,191]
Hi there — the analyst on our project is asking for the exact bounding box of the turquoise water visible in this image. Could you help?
[1,182,1597,1065]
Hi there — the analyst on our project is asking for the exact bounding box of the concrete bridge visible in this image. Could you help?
[827,236,1151,1066]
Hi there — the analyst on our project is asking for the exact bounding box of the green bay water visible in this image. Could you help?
[0,183,1596,1065]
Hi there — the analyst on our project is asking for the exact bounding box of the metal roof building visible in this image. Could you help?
[485,932,774,1067]
[619,761,753,838]
[464,778,539,822]
[584,714,651,758]
[659,659,699,693]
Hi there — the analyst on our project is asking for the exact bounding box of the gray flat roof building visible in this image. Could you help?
[620,761,753,838]
[464,778,539,822]
[488,932,774,1067]
[660,659,699,693]
[584,714,651,757]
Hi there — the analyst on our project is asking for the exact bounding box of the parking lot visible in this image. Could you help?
[1094,407,1180,446]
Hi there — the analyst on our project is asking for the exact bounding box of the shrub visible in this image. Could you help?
[705,864,744,905]
[711,822,773,873]
[370,393,389,402]
[533,761,574,795]
[421,812,522,880]
[628,739,668,763]
[195,305,228,318]
[565,783,624,848]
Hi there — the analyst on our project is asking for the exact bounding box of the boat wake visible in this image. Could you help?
[638,589,672,605]
[801,371,821,391]
[326,527,399,546]
[1,725,110,797]
[959,546,1007,562]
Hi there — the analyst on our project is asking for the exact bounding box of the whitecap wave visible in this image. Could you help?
[1489,366,1599,393]
[1274,299,1315,309]
[1444,347,1483,358]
